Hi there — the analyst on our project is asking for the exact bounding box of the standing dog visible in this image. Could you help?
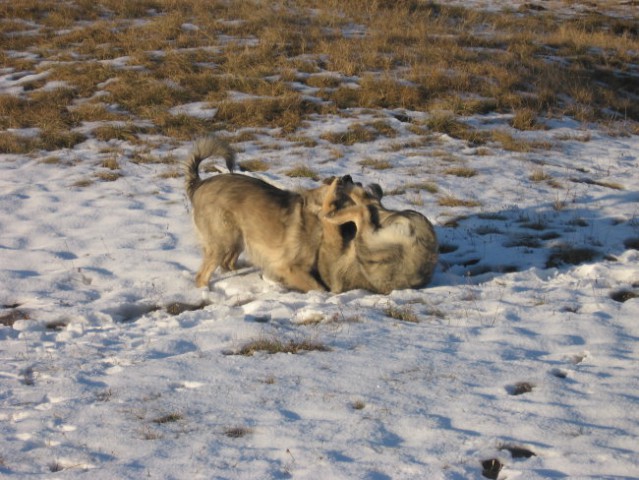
[318,178,438,294]
[185,136,342,292]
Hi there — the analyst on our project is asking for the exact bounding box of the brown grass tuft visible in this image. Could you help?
[239,159,270,172]
[320,124,379,145]
[359,158,393,170]
[438,195,481,208]
[95,171,122,182]
[215,94,318,132]
[284,165,319,180]
[152,413,183,424]
[101,156,120,170]
[235,337,330,356]
[384,304,419,323]
[444,166,477,178]
[491,130,552,152]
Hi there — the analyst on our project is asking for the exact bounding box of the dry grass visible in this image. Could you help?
[530,168,551,182]
[93,124,145,142]
[0,133,38,154]
[157,169,181,179]
[438,195,482,208]
[215,94,319,132]
[511,108,545,131]
[358,158,393,170]
[401,181,438,194]
[321,124,380,145]
[491,130,553,152]
[444,166,477,178]
[426,114,488,146]
[95,171,122,182]
[72,178,94,188]
[152,413,184,424]
[384,304,419,323]
[234,337,330,356]
[284,164,319,180]
[101,157,120,170]
[239,159,270,172]
[0,0,636,154]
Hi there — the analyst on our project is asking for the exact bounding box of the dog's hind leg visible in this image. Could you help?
[220,249,241,272]
[195,246,223,288]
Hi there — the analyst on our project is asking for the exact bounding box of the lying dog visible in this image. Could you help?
[185,136,348,292]
[318,177,438,294]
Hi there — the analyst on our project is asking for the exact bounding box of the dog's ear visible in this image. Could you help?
[367,183,383,200]
[322,176,337,185]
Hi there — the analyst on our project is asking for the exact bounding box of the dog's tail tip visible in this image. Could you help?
[184,135,237,200]
[192,135,236,173]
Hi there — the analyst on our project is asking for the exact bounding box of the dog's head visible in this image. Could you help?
[347,182,383,206]
[322,175,358,187]
[324,175,383,202]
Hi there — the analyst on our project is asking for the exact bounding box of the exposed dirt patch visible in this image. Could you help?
[500,444,536,459]
[507,382,535,396]
[0,309,30,327]
[610,290,639,303]
[546,247,598,268]
[165,301,209,316]
[624,238,639,250]
[481,458,503,479]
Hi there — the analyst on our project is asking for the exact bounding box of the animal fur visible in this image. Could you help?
[185,136,338,292]
[318,178,438,294]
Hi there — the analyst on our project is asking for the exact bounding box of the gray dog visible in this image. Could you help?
[318,177,438,294]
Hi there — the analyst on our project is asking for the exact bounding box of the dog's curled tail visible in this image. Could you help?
[184,135,236,201]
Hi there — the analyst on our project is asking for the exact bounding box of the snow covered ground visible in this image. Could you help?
[2,2,639,479]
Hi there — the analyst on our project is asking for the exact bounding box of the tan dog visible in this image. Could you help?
[185,136,342,292]
[318,178,438,294]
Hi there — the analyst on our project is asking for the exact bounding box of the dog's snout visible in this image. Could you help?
[340,175,353,184]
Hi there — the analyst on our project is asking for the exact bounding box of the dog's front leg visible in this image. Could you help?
[323,205,370,235]
[276,267,326,292]
[321,177,341,216]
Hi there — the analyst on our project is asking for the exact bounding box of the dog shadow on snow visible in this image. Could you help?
[430,189,639,293]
